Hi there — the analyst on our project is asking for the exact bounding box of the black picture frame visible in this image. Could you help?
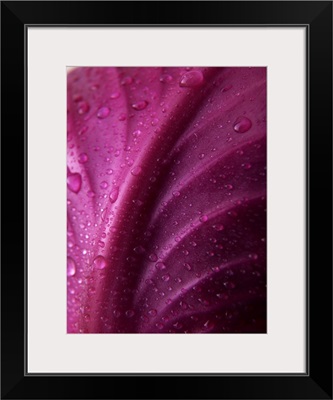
[1,1,332,399]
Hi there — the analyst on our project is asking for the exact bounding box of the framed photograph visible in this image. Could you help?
[1,1,332,399]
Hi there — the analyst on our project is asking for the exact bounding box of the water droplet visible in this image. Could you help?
[233,116,252,133]
[87,190,95,198]
[179,70,204,88]
[78,126,88,136]
[131,166,142,176]
[198,298,210,306]
[121,76,133,85]
[97,106,110,119]
[155,262,166,270]
[134,245,145,254]
[184,263,192,271]
[162,273,170,282]
[125,309,135,318]
[110,91,120,99]
[160,74,173,83]
[224,281,236,289]
[100,181,108,189]
[198,153,205,159]
[156,322,164,330]
[203,320,215,330]
[172,191,180,197]
[132,129,142,138]
[141,315,149,323]
[249,253,258,260]
[77,101,90,115]
[67,257,76,277]
[73,93,83,102]
[93,255,107,270]
[148,253,158,262]
[67,173,82,193]
[106,168,113,175]
[213,224,224,231]
[109,187,119,203]
[131,100,148,111]
[78,153,88,164]
[200,215,208,222]
[148,309,157,317]
[90,84,99,91]
[180,301,188,310]
[242,163,252,170]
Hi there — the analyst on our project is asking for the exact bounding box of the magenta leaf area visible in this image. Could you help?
[67,67,267,333]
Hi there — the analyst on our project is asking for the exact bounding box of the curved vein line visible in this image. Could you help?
[135,191,265,301]
[137,255,250,330]
[148,134,266,227]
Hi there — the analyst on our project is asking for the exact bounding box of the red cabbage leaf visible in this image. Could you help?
[67,67,266,333]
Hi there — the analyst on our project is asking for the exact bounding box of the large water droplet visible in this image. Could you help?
[131,100,148,111]
[97,106,110,119]
[109,187,119,203]
[134,245,145,254]
[233,116,252,133]
[93,255,107,270]
[78,153,88,164]
[67,173,82,193]
[155,262,166,270]
[67,256,76,277]
[125,309,135,318]
[110,91,120,99]
[100,181,108,189]
[179,70,204,88]
[131,166,142,176]
[77,101,90,115]
[162,273,171,282]
[148,309,157,317]
[148,253,158,262]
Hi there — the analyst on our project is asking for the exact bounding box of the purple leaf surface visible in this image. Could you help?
[67,67,266,333]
